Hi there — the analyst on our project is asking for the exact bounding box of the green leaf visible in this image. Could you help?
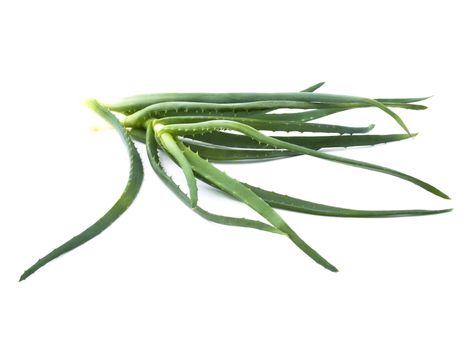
[191,169,451,218]
[157,128,198,207]
[189,132,417,150]
[163,120,450,199]
[246,103,426,122]
[244,108,346,122]
[302,81,326,92]
[19,100,144,281]
[178,142,338,272]
[124,100,325,127]
[158,116,374,134]
[376,96,431,103]
[245,184,453,218]
[105,91,420,113]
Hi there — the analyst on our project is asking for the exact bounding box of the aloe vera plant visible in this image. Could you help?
[20,83,451,280]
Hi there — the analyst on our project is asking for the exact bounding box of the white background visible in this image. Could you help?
[1,0,466,349]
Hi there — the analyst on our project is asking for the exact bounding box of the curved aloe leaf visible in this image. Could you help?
[20,100,144,281]
[220,81,326,117]
[191,170,451,218]
[178,142,338,272]
[245,184,452,218]
[157,128,198,207]
[162,120,449,199]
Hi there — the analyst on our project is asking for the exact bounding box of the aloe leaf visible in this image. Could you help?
[106,92,410,133]
[105,87,426,115]
[245,108,346,122]
[191,170,451,218]
[105,91,421,113]
[145,126,282,234]
[178,142,338,272]
[131,128,415,151]
[157,116,374,134]
[125,101,424,127]
[241,103,417,126]
[124,99,411,127]
[228,119,375,134]
[157,128,198,207]
[362,98,411,134]
[189,132,417,150]
[121,81,322,119]
[376,102,427,110]
[19,100,144,281]
[244,184,453,218]
[247,103,426,123]
[124,100,324,127]
[303,83,429,105]
[131,129,414,162]
[163,120,449,199]
[130,129,415,162]
[376,96,431,103]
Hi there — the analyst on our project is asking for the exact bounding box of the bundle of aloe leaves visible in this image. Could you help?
[20,82,452,280]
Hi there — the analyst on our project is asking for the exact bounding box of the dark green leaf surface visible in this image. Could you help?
[189,132,417,149]
[158,116,374,134]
